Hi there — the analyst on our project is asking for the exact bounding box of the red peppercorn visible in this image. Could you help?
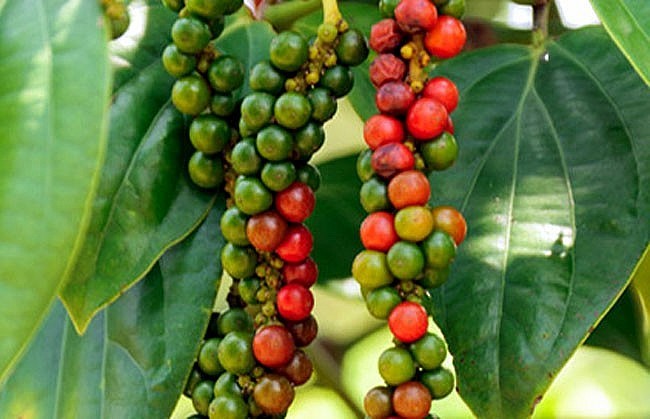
[388,301,428,343]
[376,81,416,115]
[275,182,316,223]
[387,170,431,209]
[364,114,405,150]
[422,76,459,113]
[369,54,407,88]
[406,97,448,141]
[424,15,467,59]
[253,324,296,368]
[432,205,467,245]
[246,210,288,252]
[394,0,438,33]
[276,224,313,262]
[371,142,415,178]
[360,211,399,252]
[277,283,314,321]
[282,257,318,288]
[392,381,432,418]
[369,19,404,53]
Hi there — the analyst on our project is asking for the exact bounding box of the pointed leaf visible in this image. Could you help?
[420,27,650,418]
[58,1,211,332]
[60,100,215,333]
[0,0,110,383]
[0,206,224,418]
[589,0,650,86]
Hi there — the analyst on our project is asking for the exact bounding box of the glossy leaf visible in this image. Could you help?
[307,156,365,281]
[590,0,650,86]
[60,100,215,333]
[419,27,650,418]
[0,206,224,418]
[0,0,110,383]
[59,0,215,332]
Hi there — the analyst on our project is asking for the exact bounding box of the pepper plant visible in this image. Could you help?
[0,0,648,418]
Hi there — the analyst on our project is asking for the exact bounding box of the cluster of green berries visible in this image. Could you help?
[164,5,370,415]
[162,0,245,190]
[352,0,468,418]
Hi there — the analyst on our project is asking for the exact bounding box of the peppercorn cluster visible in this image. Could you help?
[162,0,370,416]
[352,0,468,417]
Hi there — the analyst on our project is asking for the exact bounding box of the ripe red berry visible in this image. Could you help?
[246,211,288,252]
[364,114,405,150]
[376,81,415,115]
[406,98,448,140]
[387,170,430,209]
[277,284,314,321]
[253,324,296,368]
[371,142,415,178]
[394,0,437,33]
[360,211,399,252]
[276,224,313,263]
[422,76,459,113]
[369,54,406,87]
[282,257,318,288]
[432,205,467,245]
[392,381,433,418]
[369,19,404,53]
[424,15,467,59]
[275,182,315,223]
[389,301,428,343]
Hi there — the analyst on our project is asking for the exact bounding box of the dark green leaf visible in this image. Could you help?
[0,0,110,383]
[307,156,364,281]
[0,206,224,418]
[60,100,215,333]
[590,0,650,86]
[420,27,650,417]
[585,289,643,363]
[59,1,216,332]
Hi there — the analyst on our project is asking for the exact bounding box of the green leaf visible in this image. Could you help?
[0,206,224,418]
[0,0,110,383]
[420,27,650,418]
[60,99,215,333]
[59,1,216,332]
[307,156,364,281]
[589,0,650,86]
[585,289,643,363]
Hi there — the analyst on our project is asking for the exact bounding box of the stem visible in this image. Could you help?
[263,0,322,31]
[532,0,551,47]
[322,0,343,26]
[306,339,365,417]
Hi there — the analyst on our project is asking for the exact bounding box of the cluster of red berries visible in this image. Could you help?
[352,0,468,417]
[178,12,368,417]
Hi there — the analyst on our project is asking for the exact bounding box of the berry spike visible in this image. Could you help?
[353,0,468,417]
